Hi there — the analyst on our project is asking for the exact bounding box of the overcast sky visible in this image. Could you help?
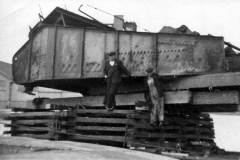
[0,0,240,152]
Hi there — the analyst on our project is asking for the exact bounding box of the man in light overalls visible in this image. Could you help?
[145,67,165,127]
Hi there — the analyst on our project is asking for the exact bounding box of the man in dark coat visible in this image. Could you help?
[144,67,165,126]
[103,52,131,111]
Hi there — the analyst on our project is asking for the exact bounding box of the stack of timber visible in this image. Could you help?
[4,99,217,155]
[4,107,71,140]
[0,109,11,136]
[126,110,216,155]
[67,106,135,147]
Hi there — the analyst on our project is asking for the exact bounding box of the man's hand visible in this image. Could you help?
[104,75,107,78]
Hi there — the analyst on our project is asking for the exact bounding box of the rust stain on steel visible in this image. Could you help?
[157,34,224,75]
[30,27,52,81]
[12,26,225,84]
[119,33,156,76]
[54,28,83,79]
[12,42,31,83]
[83,31,116,77]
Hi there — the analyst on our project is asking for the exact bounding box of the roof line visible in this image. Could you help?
[0,70,12,80]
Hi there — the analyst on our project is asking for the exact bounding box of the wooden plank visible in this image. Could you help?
[6,112,56,118]
[76,109,135,114]
[45,93,143,106]
[13,126,50,132]
[183,134,213,140]
[165,90,192,104]
[16,133,51,139]
[128,113,212,121]
[129,124,181,130]
[56,90,238,107]
[128,118,213,127]
[74,117,128,124]
[44,91,191,107]
[192,91,239,105]
[133,133,181,138]
[74,126,126,132]
[180,104,239,112]
[182,127,213,133]
[168,72,240,90]
[133,132,213,140]
[70,134,124,142]
[13,119,53,125]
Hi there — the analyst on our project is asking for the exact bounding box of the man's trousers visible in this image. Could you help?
[104,82,120,107]
[150,96,164,125]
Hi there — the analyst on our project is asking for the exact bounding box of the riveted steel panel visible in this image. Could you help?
[157,34,224,75]
[54,28,84,79]
[83,31,116,77]
[12,42,31,84]
[13,26,226,88]
[119,33,155,76]
[30,28,50,81]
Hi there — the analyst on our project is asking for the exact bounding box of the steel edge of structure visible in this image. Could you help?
[12,24,225,85]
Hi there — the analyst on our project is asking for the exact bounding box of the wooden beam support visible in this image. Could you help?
[165,91,191,104]
[74,117,128,124]
[76,109,135,114]
[45,91,192,107]
[74,126,126,132]
[45,90,239,106]
[13,126,50,132]
[168,72,240,90]
[13,119,53,125]
[7,112,55,118]
[6,111,68,119]
[70,134,124,142]
[192,91,239,105]
[16,134,51,139]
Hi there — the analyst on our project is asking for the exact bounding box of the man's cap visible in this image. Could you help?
[146,67,154,73]
[108,52,116,56]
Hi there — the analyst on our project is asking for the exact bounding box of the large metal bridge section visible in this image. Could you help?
[13,25,224,87]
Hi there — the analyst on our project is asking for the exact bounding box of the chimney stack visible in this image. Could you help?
[113,15,124,30]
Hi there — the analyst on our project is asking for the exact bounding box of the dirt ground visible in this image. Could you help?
[0,136,177,160]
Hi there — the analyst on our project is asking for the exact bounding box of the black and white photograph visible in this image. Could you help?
[0,0,240,159]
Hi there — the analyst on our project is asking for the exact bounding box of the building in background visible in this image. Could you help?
[0,61,81,110]
[0,61,12,109]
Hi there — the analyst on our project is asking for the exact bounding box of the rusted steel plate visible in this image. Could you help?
[12,41,31,83]
[157,34,225,75]
[54,28,84,78]
[13,26,225,85]
[29,27,55,81]
[83,31,116,77]
[30,28,49,81]
[119,33,156,76]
